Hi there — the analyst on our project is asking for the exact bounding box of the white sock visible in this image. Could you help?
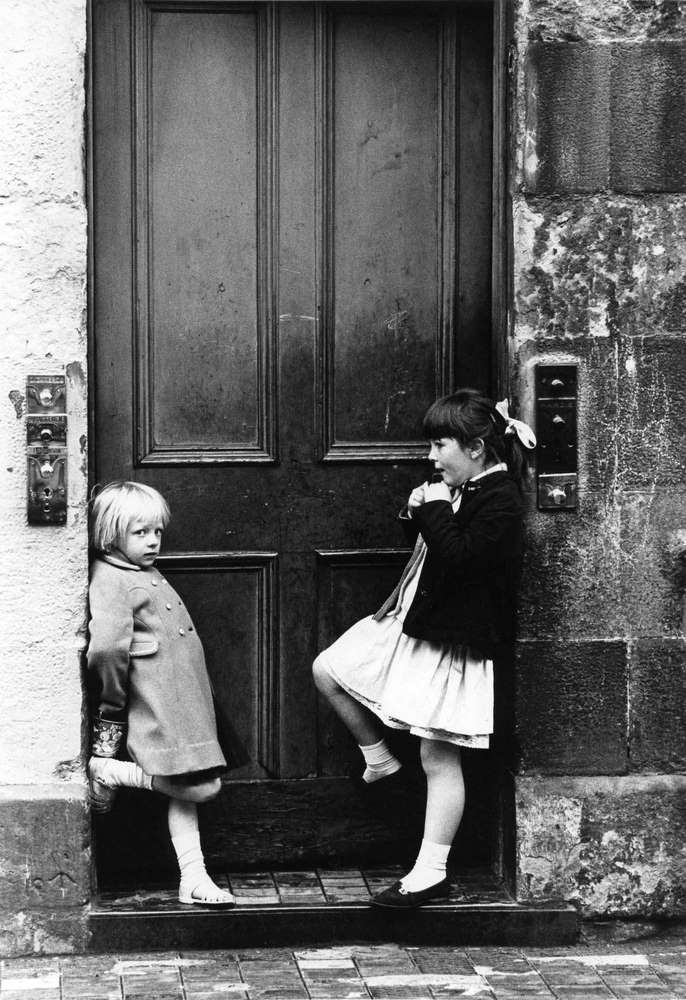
[400,839,450,892]
[359,738,402,784]
[169,799,233,904]
[88,756,153,791]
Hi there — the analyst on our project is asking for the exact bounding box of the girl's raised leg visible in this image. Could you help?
[312,654,401,782]
[88,759,222,808]
[87,757,153,811]
[168,798,235,908]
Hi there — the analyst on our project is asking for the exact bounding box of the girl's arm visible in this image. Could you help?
[86,573,134,723]
[411,489,522,574]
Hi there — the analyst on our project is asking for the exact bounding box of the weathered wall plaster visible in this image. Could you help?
[0,0,88,783]
[0,0,89,956]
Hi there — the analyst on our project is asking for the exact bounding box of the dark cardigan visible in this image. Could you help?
[400,470,524,658]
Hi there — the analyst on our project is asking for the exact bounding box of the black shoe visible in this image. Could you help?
[370,878,451,909]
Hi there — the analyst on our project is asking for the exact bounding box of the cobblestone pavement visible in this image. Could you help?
[3,939,686,999]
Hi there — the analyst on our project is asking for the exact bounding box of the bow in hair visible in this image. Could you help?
[494,399,537,449]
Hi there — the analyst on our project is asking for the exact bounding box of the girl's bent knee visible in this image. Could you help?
[312,654,333,691]
[190,777,221,802]
[159,773,222,802]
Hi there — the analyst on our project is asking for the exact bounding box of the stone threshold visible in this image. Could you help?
[90,867,578,950]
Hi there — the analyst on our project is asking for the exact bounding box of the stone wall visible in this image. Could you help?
[512,0,686,916]
[0,0,89,954]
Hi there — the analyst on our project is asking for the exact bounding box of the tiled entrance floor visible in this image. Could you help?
[90,868,578,950]
[98,867,513,909]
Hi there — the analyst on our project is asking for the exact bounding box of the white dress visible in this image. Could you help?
[319,492,494,748]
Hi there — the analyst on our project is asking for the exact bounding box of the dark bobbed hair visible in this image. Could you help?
[423,388,529,487]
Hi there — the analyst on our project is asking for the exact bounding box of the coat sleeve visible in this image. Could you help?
[86,571,133,723]
[411,488,522,576]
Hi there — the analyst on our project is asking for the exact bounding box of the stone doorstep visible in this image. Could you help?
[89,868,578,951]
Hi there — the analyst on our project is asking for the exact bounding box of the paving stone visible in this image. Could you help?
[245,991,308,999]
[235,950,296,961]
[0,994,62,1000]
[478,985,546,996]
[123,994,182,1000]
[366,988,432,999]
[605,990,674,998]
[183,994,247,1000]
[294,949,356,962]
[306,986,368,999]
[551,988,614,998]
[61,995,121,1000]
[409,949,475,974]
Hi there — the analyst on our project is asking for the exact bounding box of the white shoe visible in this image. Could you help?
[179,874,236,909]
[87,757,117,813]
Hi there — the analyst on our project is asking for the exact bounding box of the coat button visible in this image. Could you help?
[178,628,185,636]
[166,603,172,610]
[151,579,158,586]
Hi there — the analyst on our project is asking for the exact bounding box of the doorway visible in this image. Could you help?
[89,0,506,887]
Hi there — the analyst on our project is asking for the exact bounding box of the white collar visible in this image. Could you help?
[469,462,507,483]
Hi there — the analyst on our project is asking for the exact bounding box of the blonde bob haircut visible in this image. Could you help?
[91,481,170,553]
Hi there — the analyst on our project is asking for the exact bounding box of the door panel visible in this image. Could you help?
[91,0,495,881]
[146,10,261,451]
[327,10,442,449]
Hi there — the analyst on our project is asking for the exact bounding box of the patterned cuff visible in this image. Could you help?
[91,716,125,758]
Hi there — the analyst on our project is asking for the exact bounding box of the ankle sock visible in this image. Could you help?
[400,838,450,892]
[88,756,153,791]
[359,738,402,784]
[172,829,208,890]
[169,802,233,904]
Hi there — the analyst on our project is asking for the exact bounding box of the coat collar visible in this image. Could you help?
[462,467,511,496]
[100,553,142,571]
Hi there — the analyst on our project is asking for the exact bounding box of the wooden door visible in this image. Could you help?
[91,0,497,886]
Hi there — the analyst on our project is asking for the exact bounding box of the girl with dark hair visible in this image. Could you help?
[313,390,535,908]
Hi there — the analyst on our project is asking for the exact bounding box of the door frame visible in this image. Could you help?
[84,0,514,885]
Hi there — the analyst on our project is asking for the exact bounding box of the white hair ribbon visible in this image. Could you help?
[494,399,537,450]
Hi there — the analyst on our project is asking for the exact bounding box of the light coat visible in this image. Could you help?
[87,554,226,776]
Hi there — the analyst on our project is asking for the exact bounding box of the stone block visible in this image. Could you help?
[612,42,686,192]
[519,495,625,640]
[526,0,686,43]
[0,910,88,958]
[629,639,686,770]
[612,197,686,336]
[516,774,686,917]
[513,197,632,341]
[620,491,686,638]
[616,336,686,489]
[522,40,686,194]
[515,640,628,775]
[0,786,90,912]
[514,194,686,342]
[524,43,610,193]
